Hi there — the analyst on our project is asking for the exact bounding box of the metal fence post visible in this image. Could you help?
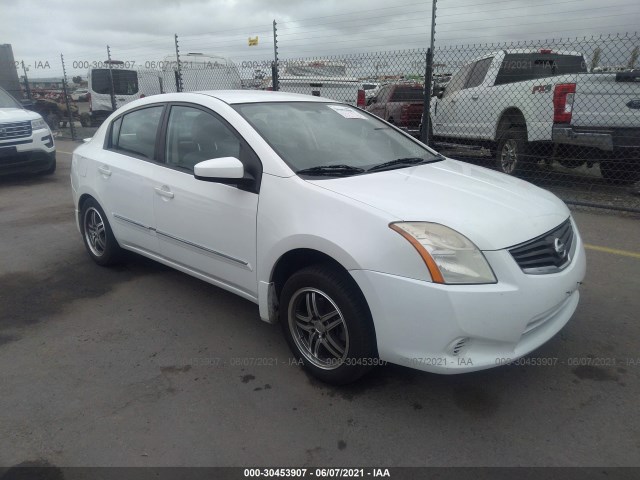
[21,61,31,101]
[60,54,77,141]
[421,0,437,145]
[421,48,432,144]
[174,34,183,92]
[272,20,279,91]
[107,45,117,112]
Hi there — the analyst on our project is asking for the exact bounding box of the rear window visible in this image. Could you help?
[91,69,139,95]
[390,87,424,102]
[494,53,587,85]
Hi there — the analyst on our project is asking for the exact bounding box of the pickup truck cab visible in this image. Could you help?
[431,49,640,182]
[367,83,424,136]
[0,86,56,176]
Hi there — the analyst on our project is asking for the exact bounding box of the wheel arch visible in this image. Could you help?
[270,248,353,300]
[494,107,528,141]
[270,247,379,359]
[77,192,96,225]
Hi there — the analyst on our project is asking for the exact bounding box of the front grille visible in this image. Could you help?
[0,121,32,141]
[509,219,574,274]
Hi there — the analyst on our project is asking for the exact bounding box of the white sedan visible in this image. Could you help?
[70,90,586,384]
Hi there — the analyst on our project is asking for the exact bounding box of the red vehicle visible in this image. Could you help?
[366,83,424,136]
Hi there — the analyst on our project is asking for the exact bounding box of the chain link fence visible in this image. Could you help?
[17,32,640,211]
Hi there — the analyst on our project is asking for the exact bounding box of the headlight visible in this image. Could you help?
[32,118,49,131]
[390,222,497,284]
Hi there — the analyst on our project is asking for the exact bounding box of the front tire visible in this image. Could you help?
[496,128,529,176]
[41,155,56,175]
[280,264,377,385]
[80,198,122,266]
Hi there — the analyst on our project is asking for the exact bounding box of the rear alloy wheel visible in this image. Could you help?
[280,265,377,385]
[496,128,529,176]
[80,198,122,266]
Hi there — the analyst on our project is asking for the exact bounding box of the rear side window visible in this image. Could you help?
[494,54,587,85]
[465,57,493,89]
[390,87,424,102]
[91,69,139,95]
[111,106,164,159]
[443,62,475,97]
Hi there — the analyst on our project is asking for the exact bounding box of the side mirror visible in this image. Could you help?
[194,157,253,185]
[435,86,445,99]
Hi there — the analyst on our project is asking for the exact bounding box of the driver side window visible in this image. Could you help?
[165,106,240,172]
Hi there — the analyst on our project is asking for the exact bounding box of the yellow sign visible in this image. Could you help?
[248,36,258,46]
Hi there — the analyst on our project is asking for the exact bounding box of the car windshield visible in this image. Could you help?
[233,102,440,175]
[0,88,22,108]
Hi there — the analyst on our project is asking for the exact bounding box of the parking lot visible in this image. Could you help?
[1,139,639,467]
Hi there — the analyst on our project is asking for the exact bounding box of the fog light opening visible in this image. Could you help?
[449,337,470,357]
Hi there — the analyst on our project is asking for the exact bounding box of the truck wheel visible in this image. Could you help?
[600,157,640,184]
[80,113,91,128]
[496,128,529,176]
[280,264,378,385]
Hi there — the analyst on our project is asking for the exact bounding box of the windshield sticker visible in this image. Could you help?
[327,105,366,119]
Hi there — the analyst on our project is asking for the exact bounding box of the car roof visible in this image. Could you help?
[195,90,336,105]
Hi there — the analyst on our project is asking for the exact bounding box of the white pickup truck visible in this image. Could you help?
[430,49,640,183]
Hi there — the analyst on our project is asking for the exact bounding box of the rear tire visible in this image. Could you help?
[599,154,640,184]
[496,127,529,176]
[80,198,122,266]
[279,264,377,385]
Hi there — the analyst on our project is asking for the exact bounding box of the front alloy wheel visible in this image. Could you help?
[280,264,378,384]
[288,288,349,370]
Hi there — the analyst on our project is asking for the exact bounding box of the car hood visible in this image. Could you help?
[307,159,570,250]
[0,108,40,122]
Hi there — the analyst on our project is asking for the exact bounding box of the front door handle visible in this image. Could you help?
[471,95,479,100]
[98,165,111,177]
[155,186,174,199]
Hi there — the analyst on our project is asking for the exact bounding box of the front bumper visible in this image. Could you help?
[350,223,586,374]
[552,125,640,152]
[0,128,56,175]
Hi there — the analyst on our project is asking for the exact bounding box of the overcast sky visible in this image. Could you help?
[3,0,639,78]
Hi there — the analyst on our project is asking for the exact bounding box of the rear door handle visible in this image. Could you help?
[98,165,112,177]
[471,95,479,100]
[155,186,174,199]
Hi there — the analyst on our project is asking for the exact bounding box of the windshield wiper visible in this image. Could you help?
[367,157,440,172]
[296,165,365,177]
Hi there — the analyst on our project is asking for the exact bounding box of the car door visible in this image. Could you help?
[432,62,474,138]
[94,104,165,254]
[453,57,494,139]
[367,85,390,119]
[152,104,260,298]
